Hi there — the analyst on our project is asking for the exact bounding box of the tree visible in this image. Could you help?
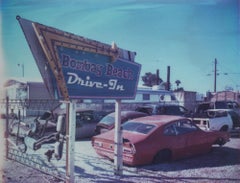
[175,80,181,89]
[142,72,163,87]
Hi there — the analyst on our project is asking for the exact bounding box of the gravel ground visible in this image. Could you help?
[1,135,240,183]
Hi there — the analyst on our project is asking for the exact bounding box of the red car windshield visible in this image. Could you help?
[122,122,155,134]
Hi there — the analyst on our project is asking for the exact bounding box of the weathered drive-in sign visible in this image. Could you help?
[17,16,141,101]
[17,16,141,179]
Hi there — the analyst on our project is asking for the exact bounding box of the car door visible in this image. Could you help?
[176,120,210,156]
[163,122,188,159]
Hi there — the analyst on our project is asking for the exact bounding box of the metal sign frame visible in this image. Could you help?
[18,16,141,101]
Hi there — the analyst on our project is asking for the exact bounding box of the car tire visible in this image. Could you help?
[220,125,228,132]
[216,137,225,146]
[153,149,171,164]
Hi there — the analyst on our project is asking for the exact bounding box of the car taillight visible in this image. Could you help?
[123,143,136,154]
[93,140,103,147]
[123,147,133,153]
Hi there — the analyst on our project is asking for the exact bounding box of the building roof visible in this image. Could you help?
[211,91,240,103]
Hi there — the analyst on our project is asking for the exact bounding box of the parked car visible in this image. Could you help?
[135,104,190,116]
[94,111,148,135]
[9,108,108,140]
[195,101,240,114]
[195,101,240,128]
[92,115,229,166]
[192,109,233,132]
[56,108,108,139]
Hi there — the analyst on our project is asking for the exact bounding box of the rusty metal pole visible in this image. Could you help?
[156,69,160,85]
[167,66,170,91]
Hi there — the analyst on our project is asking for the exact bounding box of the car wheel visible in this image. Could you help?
[220,125,228,132]
[216,137,225,146]
[153,149,171,164]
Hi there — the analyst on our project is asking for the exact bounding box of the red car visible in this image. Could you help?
[92,115,230,166]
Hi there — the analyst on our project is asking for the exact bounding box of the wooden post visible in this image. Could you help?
[66,101,76,183]
[114,99,123,175]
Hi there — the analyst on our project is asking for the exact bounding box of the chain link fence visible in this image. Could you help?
[0,98,66,181]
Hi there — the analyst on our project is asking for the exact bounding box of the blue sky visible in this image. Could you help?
[1,0,240,94]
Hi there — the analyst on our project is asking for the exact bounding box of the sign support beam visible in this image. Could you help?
[66,101,76,183]
[114,99,123,175]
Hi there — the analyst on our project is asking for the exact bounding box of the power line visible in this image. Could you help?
[207,58,240,91]
[217,62,240,90]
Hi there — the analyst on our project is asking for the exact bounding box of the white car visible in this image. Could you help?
[192,109,233,132]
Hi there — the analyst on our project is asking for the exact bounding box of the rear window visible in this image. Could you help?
[215,102,227,109]
[99,115,115,125]
[122,122,155,134]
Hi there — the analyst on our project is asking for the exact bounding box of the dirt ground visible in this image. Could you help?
[1,135,240,183]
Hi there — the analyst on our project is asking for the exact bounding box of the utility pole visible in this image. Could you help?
[214,58,217,92]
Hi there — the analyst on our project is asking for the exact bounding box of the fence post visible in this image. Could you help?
[5,96,9,158]
[16,109,21,145]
